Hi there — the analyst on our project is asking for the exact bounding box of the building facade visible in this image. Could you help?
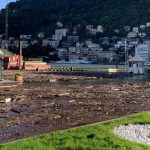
[135,43,150,62]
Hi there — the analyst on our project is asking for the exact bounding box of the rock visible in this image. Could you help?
[114,124,150,145]
[5,98,12,103]
[59,92,70,96]
[111,88,120,91]
[85,86,94,89]
[69,100,75,103]
[49,79,57,82]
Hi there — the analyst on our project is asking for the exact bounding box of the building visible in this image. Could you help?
[20,35,31,40]
[146,22,150,27]
[89,29,97,35]
[133,27,139,33]
[128,39,139,46]
[57,48,69,61]
[97,25,104,33]
[38,32,44,39]
[12,40,19,48]
[68,47,76,53]
[124,26,131,32]
[128,56,145,74]
[52,34,63,41]
[140,25,146,30]
[114,29,120,34]
[67,36,79,43]
[42,39,59,48]
[135,43,150,62]
[127,32,137,38]
[42,39,50,47]
[98,51,116,62]
[86,25,93,31]
[55,29,68,37]
[115,41,125,48]
[56,21,63,27]
[49,41,60,48]
[138,33,146,38]
[87,43,100,49]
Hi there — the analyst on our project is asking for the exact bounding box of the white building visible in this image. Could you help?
[67,36,79,43]
[124,26,130,32]
[114,29,119,34]
[38,32,44,39]
[97,25,104,33]
[128,39,139,46]
[128,56,145,74]
[140,25,146,30]
[115,41,125,48]
[98,51,116,62]
[42,39,59,48]
[146,22,150,27]
[0,35,3,39]
[55,29,68,37]
[138,33,146,38]
[56,21,63,27]
[52,34,62,41]
[87,43,100,49]
[68,47,76,53]
[57,48,68,60]
[89,29,97,35]
[133,27,139,33]
[135,43,150,62]
[127,32,137,38]
[20,35,31,40]
[49,41,60,48]
[86,25,93,30]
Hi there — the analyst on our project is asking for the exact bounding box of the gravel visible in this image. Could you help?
[114,124,150,145]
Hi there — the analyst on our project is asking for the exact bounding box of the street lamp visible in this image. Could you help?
[125,38,129,73]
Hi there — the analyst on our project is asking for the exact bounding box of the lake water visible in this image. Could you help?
[48,63,150,83]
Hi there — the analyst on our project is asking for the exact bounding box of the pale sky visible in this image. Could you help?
[0,0,16,9]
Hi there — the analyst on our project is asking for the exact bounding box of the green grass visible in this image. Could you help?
[1,112,150,150]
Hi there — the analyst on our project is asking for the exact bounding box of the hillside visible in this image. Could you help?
[0,0,150,37]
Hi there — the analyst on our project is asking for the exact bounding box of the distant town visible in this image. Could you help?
[1,21,150,64]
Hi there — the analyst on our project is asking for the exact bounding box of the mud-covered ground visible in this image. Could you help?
[0,70,150,143]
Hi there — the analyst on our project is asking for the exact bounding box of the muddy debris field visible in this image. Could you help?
[0,71,150,143]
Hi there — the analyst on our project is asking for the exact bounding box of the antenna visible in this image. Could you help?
[5,0,9,50]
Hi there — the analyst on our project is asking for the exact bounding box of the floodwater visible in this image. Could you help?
[46,71,150,85]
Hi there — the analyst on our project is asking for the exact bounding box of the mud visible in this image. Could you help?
[0,70,150,143]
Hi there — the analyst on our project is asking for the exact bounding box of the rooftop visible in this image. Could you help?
[128,55,145,62]
[0,49,14,57]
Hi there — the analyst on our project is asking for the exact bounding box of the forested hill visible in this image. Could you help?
[0,0,150,37]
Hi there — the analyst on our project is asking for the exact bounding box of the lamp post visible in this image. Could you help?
[125,39,129,73]
[19,41,23,70]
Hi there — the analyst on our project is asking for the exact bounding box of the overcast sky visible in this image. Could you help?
[0,0,16,9]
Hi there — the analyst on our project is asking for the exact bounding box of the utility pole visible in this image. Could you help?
[5,0,9,50]
[19,41,23,70]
